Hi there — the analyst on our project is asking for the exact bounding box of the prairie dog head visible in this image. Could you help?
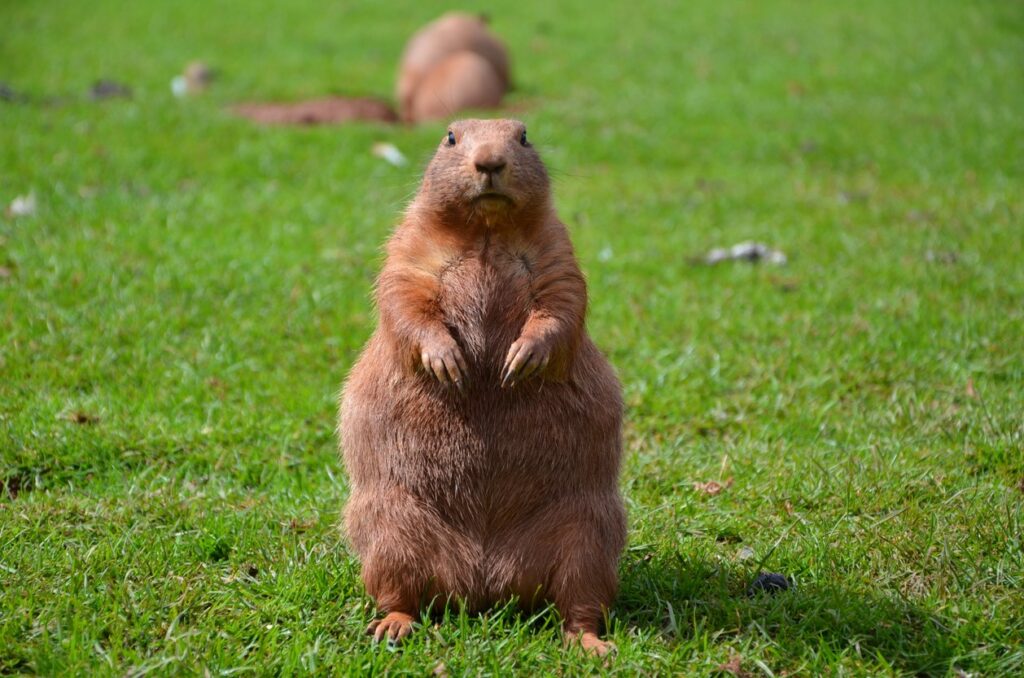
[418,119,551,228]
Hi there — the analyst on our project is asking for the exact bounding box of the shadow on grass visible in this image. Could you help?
[616,551,962,674]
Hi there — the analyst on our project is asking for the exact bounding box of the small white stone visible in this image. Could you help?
[372,142,407,167]
[7,192,36,217]
[171,76,188,98]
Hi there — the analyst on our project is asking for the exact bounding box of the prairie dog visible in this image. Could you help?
[408,51,504,123]
[397,13,510,122]
[339,119,625,656]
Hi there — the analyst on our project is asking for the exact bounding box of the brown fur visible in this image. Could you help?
[397,13,510,123]
[339,119,626,655]
[408,52,505,124]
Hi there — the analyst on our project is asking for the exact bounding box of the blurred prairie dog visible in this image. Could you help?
[408,52,504,123]
[397,12,510,122]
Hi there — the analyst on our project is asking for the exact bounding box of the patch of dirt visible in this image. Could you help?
[716,654,753,677]
[2,473,33,500]
[230,97,398,125]
[715,531,743,544]
[66,410,100,425]
[965,378,978,399]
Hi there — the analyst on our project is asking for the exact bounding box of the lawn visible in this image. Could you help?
[2,0,1022,675]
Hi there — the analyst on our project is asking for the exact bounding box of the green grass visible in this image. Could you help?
[2,0,1023,674]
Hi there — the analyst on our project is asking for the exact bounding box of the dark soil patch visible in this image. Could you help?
[230,96,398,125]
[2,473,30,500]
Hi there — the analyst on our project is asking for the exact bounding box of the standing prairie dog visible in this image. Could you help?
[397,13,510,123]
[339,119,626,655]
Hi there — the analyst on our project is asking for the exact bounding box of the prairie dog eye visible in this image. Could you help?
[520,130,529,146]
[446,130,456,146]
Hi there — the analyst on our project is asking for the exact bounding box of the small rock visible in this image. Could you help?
[89,79,132,100]
[185,61,215,90]
[702,241,787,266]
[173,61,216,97]
[6,193,36,217]
[171,76,189,98]
[372,142,407,167]
[746,572,791,596]
[694,477,733,496]
[1,81,27,103]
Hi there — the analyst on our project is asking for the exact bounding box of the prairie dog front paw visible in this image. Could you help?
[420,335,468,388]
[501,335,550,387]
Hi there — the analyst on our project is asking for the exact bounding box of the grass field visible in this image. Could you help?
[2,0,1023,675]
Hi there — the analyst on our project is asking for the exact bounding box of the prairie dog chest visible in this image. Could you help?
[437,240,534,356]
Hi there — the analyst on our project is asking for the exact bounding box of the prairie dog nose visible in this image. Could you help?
[473,145,507,175]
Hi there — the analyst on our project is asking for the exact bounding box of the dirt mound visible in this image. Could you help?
[230,97,397,125]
